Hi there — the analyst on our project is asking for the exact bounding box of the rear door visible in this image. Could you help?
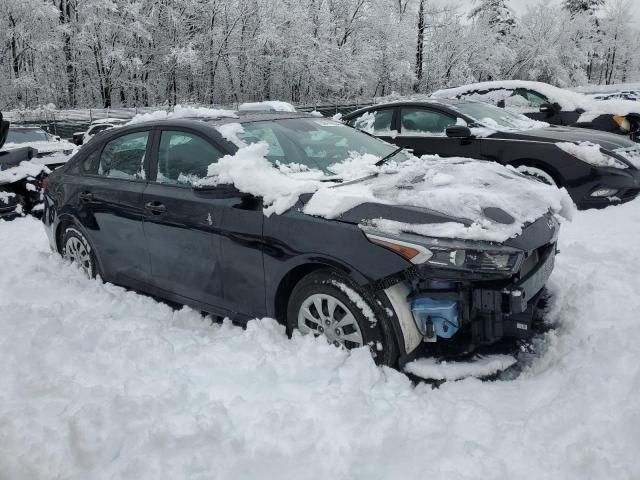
[394,106,483,158]
[142,128,266,318]
[74,128,152,286]
[347,107,397,143]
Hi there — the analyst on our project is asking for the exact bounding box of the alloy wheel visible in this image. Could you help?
[65,235,93,278]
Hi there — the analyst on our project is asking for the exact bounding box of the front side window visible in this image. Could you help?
[348,109,394,134]
[98,131,148,180]
[513,88,548,107]
[400,108,456,135]
[157,131,223,185]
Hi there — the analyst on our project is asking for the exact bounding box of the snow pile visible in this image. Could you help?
[432,80,640,121]
[127,105,237,125]
[304,156,574,241]
[405,355,517,381]
[557,141,628,169]
[238,101,296,112]
[2,200,640,478]
[202,142,319,216]
[0,161,49,185]
[0,191,16,204]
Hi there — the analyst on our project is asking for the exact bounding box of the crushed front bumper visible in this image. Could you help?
[383,243,556,362]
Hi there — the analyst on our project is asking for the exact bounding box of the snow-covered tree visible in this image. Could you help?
[469,0,516,36]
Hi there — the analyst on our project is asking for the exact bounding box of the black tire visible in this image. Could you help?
[61,226,98,279]
[287,269,399,366]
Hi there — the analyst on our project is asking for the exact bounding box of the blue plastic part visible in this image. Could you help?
[411,297,459,339]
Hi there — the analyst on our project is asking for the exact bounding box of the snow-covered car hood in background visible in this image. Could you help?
[432,80,640,122]
[3,139,75,156]
[204,140,574,244]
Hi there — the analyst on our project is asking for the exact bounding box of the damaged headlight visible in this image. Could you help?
[363,229,523,273]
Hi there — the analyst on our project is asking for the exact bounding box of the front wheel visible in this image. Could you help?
[62,226,98,278]
[287,269,398,366]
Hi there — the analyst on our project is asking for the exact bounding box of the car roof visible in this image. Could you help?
[125,110,315,130]
[344,98,476,118]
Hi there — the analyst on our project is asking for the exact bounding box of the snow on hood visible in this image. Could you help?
[3,139,74,154]
[432,80,640,121]
[198,136,574,243]
[127,105,238,125]
[556,141,630,169]
[0,161,49,185]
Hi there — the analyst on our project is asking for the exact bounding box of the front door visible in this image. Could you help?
[142,128,266,318]
[393,107,483,158]
[142,128,229,313]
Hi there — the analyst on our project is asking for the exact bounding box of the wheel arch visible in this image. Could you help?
[54,215,105,276]
[272,259,359,325]
[509,158,565,187]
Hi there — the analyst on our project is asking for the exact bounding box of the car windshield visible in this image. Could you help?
[450,102,544,131]
[6,128,49,143]
[235,118,405,173]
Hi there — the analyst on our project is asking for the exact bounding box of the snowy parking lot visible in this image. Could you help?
[1,201,640,479]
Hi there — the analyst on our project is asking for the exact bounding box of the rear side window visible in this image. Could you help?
[400,108,456,135]
[157,131,223,185]
[348,109,394,134]
[98,131,148,180]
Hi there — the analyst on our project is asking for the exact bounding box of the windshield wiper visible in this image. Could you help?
[330,147,406,189]
[374,146,404,167]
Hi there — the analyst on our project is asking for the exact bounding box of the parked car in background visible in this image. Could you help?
[72,118,127,146]
[573,83,640,102]
[0,115,58,219]
[344,99,640,209]
[432,80,640,141]
[42,110,569,368]
[4,126,74,159]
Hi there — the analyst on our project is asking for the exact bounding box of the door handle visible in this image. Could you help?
[79,191,93,202]
[145,201,166,214]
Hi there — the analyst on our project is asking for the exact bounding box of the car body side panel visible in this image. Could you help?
[262,209,412,317]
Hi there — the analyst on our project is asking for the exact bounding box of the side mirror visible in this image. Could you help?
[540,102,561,114]
[445,125,472,138]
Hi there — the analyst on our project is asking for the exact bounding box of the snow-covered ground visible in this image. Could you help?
[1,200,640,479]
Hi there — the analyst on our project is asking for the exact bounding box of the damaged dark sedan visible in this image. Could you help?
[42,111,568,368]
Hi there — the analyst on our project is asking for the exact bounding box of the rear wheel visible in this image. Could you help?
[287,269,398,366]
[62,227,97,278]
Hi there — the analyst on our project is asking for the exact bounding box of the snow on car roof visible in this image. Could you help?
[126,105,239,125]
[238,101,296,112]
[432,80,640,120]
[90,118,127,125]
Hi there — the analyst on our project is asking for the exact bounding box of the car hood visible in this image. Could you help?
[495,125,637,151]
[299,155,574,247]
[3,140,75,155]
